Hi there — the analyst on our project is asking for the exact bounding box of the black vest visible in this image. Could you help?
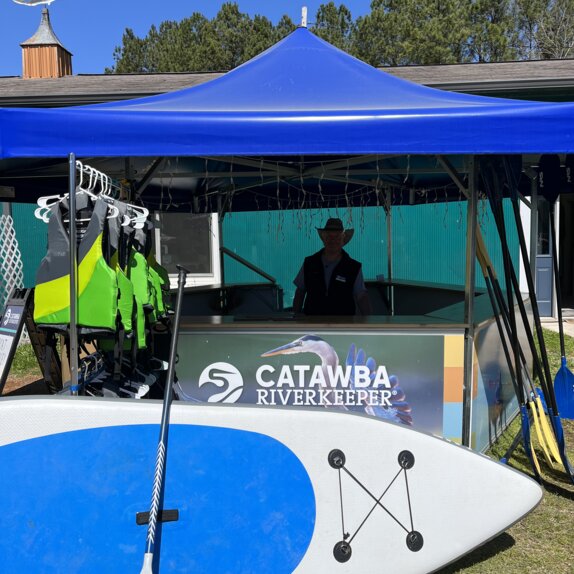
[303,249,361,315]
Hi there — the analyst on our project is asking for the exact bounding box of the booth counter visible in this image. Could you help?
[172,280,527,452]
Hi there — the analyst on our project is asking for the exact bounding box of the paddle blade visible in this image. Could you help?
[550,413,574,483]
[554,356,574,420]
[520,405,542,481]
[534,396,561,465]
[536,388,548,414]
[528,399,555,467]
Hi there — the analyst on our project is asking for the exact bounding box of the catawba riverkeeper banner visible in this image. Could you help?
[176,330,451,437]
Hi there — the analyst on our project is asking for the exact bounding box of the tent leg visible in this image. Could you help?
[462,156,478,447]
[68,153,79,395]
[385,192,394,315]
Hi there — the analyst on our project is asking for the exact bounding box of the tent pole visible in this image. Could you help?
[68,153,79,395]
[462,156,478,447]
[386,192,394,315]
[218,194,227,314]
[529,174,539,286]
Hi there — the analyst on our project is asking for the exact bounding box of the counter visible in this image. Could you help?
[165,281,526,452]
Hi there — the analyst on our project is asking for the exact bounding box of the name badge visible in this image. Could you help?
[335,275,347,283]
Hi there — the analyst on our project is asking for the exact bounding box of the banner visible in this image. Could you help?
[176,330,453,437]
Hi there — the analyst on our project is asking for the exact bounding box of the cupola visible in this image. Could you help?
[20,8,72,79]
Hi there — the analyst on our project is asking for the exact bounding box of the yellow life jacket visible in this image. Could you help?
[34,196,118,331]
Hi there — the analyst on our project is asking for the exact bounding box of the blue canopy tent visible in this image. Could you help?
[1,27,574,159]
[0,26,572,210]
[0,27,571,448]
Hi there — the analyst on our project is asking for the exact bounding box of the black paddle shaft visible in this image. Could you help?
[483,163,526,408]
[548,204,566,357]
[143,264,189,561]
[157,264,188,446]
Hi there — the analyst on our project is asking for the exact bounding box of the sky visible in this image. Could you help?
[0,1,373,77]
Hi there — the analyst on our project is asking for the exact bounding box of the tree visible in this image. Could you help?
[146,15,212,73]
[106,0,574,74]
[108,3,295,73]
[107,14,213,73]
[354,0,471,66]
[513,0,549,59]
[274,15,297,43]
[467,0,519,62]
[536,0,574,59]
[311,2,355,53]
[244,15,277,61]
[108,28,148,73]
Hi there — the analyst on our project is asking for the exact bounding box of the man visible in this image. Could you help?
[293,218,372,316]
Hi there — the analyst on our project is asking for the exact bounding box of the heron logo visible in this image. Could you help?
[198,362,244,403]
[2,309,11,326]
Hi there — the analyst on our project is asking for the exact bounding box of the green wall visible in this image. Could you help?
[7,200,518,307]
[222,201,518,307]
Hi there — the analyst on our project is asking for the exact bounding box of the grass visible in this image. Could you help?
[5,332,574,573]
[10,342,42,376]
[438,328,574,573]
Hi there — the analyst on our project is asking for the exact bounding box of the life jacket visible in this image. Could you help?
[127,227,156,348]
[108,202,134,335]
[34,196,118,331]
[143,220,171,317]
[302,249,361,315]
[129,246,154,312]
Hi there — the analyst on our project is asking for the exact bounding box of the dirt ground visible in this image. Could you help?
[1,374,50,396]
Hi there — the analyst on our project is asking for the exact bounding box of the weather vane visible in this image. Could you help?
[12,0,55,6]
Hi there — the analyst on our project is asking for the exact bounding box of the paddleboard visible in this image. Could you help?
[0,396,541,573]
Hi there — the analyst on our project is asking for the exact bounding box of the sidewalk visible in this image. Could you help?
[541,312,574,338]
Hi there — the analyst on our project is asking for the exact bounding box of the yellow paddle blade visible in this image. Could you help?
[530,437,542,476]
[529,400,555,467]
[535,396,562,465]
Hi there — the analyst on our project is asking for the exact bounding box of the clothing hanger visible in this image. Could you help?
[125,204,149,229]
[35,163,120,223]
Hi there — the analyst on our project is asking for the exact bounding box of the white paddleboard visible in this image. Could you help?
[0,396,541,573]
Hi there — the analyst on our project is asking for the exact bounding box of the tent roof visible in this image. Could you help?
[2,27,574,159]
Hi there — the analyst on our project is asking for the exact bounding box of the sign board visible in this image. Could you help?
[176,330,463,440]
[0,297,27,392]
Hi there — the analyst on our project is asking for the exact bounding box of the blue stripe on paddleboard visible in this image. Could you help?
[0,424,316,573]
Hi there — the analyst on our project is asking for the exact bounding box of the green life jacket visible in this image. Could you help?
[34,196,118,331]
[147,252,171,316]
[127,230,157,349]
[134,292,147,349]
[128,249,154,310]
[141,221,171,317]
[148,265,165,316]
[116,266,134,333]
[108,205,134,334]
[107,205,150,348]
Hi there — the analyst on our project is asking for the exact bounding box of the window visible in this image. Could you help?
[154,212,221,287]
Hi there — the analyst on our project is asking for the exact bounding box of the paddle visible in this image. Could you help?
[499,156,574,483]
[538,155,574,420]
[479,210,561,467]
[476,233,556,470]
[140,264,189,574]
[475,230,542,478]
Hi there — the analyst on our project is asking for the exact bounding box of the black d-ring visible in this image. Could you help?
[328,449,346,469]
[398,450,415,469]
[333,540,352,562]
[406,531,424,552]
